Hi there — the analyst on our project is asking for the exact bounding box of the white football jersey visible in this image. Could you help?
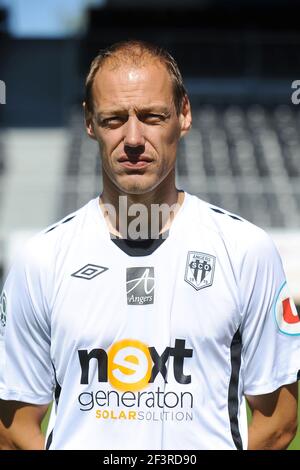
[0,192,299,450]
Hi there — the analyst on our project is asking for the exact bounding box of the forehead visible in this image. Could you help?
[92,61,174,111]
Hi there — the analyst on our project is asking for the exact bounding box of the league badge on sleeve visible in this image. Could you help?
[274,282,300,335]
[185,251,216,291]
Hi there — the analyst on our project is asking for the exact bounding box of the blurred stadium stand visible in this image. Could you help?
[0,2,299,302]
[62,103,300,230]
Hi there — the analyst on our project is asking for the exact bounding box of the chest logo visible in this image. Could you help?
[126,267,154,305]
[185,251,216,291]
[71,264,108,280]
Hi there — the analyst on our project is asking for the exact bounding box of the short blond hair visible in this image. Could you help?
[84,40,187,116]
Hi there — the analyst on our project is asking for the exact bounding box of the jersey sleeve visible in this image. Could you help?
[239,227,300,396]
[0,239,54,404]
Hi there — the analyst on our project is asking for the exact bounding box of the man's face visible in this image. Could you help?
[85,61,191,195]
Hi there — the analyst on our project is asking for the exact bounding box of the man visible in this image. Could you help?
[0,40,299,450]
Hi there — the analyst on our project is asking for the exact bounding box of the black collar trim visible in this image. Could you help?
[110,232,169,256]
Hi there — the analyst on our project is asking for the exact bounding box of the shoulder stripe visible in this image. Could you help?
[210,207,243,222]
[45,215,76,234]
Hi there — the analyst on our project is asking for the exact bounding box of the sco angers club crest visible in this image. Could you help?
[185,251,216,291]
[274,282,300,336]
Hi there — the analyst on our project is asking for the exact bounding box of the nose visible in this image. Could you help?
[123,115,145,153]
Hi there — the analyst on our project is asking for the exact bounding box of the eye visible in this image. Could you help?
[100,117,127,128]
[140,114,167,124]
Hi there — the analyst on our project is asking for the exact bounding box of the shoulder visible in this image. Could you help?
[11,198,101,274]
[41,197,99,239]
[187,193,280,262]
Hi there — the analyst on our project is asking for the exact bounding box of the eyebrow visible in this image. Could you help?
[96,105,171,120]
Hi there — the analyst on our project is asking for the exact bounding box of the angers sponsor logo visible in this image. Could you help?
[274,282,300,336]
[126,267,154,305]
[185,252,216,291]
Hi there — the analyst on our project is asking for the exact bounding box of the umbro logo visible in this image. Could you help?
[71,264,108,280]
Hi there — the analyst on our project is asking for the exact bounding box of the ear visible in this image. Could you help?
[83,101,97,140]
[179,95,192,138]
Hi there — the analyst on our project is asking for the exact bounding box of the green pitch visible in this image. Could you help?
[289,389,300,450]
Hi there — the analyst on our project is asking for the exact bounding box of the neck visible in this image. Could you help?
[99,171,184,238]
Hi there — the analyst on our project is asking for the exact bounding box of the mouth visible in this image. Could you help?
[117,156,153,169]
